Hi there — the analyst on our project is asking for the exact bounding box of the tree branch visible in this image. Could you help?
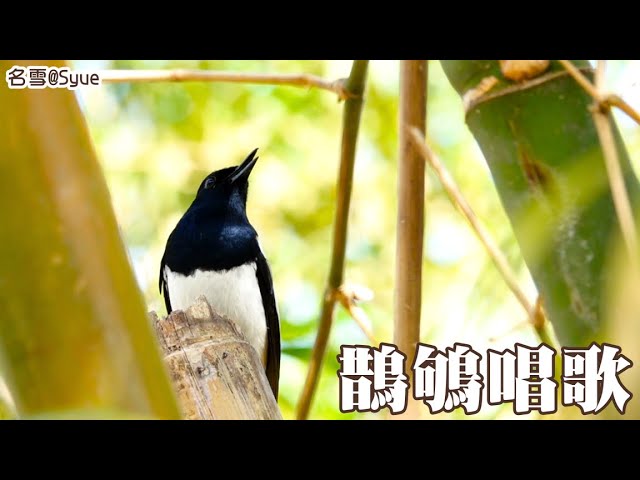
[558,60,640,126]
[99,69,351,100]
[607,94,640,126]
[336,284,377,344]
[295,60,369,420]
[558,60,600,99]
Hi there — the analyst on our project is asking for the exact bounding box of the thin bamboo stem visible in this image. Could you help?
[558,60,640,126]
[394,61,428,371]
[295,61,369,420]
[408,128,551,344]
[336,286,377,344]
[99,69,351,100]
[559,60,640,270]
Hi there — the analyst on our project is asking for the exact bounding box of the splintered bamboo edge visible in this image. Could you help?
[149,296,282,420]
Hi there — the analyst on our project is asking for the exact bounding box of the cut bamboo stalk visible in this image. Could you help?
[151,296,282,420]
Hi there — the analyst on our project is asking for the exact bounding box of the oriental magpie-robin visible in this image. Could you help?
[159,148,280,398]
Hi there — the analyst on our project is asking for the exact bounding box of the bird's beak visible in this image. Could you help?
[228,148,259,184]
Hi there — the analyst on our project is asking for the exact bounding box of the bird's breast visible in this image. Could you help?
[164,262,267,364]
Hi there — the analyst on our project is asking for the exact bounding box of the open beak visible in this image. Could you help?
[227,148,259,184]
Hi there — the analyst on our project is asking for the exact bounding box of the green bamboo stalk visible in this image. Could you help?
[440,60,640,346]
[0,60,181,418]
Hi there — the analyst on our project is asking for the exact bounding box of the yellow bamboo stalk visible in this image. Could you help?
[0,60,181,419]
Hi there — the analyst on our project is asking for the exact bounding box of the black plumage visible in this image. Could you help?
[159,148,280,398]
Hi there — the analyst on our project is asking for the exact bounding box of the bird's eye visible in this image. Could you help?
[204,177,216,189]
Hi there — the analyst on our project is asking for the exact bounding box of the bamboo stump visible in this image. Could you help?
[150,296,282,420]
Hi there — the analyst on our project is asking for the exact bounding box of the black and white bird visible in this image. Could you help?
[159,148,280,399]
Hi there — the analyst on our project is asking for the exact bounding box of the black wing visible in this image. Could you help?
[255,249,281,400]
[159,244,173,314]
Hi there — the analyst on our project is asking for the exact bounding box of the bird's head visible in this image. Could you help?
[195,148,259,213]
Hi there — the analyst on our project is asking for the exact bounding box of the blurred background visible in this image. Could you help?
[69,60,640,419]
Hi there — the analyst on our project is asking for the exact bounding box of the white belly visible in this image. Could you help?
[164,263,267,364]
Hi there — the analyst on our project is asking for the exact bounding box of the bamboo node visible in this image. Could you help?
[462,76,498,113]
[531,295,546,330]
